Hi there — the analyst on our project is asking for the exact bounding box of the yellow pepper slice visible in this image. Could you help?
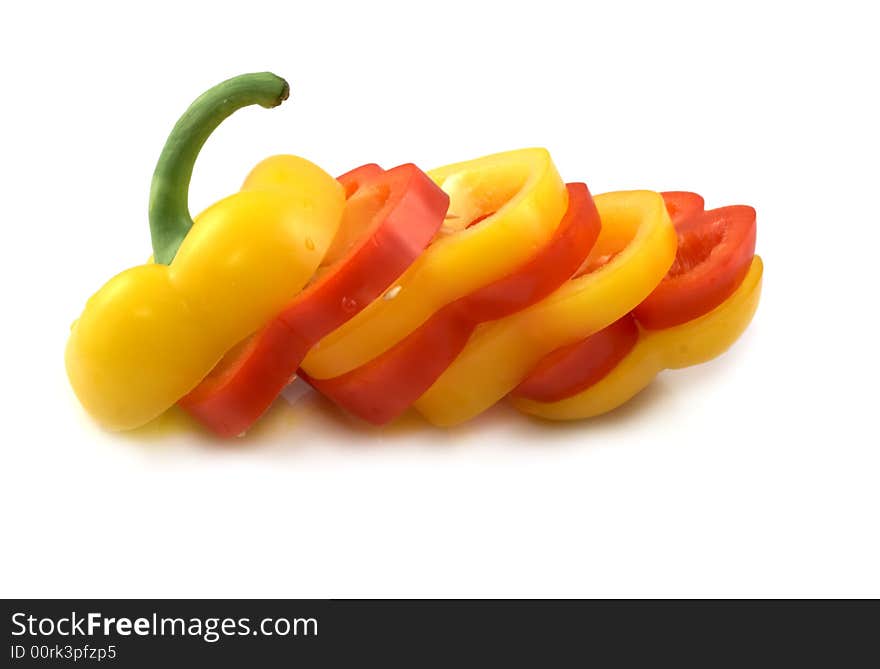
[300,148,568,379]
[65,74,345,430]
[414,190,678,426]
[512,255,763,420]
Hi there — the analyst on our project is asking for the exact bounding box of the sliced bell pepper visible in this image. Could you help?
[511,190,704,403]
[302,182,601,425]
[511,256,763,419]
[660,191,705,224]
[634,202,756,329]
[179,162,449,437]
[65,73,345,430]
[414,190,678,427]
[511,314,640,403]
[299,148,570,380]
[511,195,760,417]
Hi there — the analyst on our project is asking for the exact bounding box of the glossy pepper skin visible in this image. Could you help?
[512,314,642,403]
[511,195,760,419]
[65,74,345,430]
[300,148,569,380]
[414,190,678,427]
[179,162,449,437]
[511,191,707,403]
[511,256,763,419]
[302,182,601,425]
[635,202,756,329]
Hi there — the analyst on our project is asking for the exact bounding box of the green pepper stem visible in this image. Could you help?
[148,72,290,264]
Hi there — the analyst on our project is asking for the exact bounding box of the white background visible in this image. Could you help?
[1,1,877,598]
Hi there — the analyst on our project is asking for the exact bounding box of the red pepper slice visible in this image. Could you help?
[512,315,639,403]
[179,163,449,436]
[337,163,383,197]
[303,183,601,424]
[660,191,704,225]
[634,202,756,329]
[513,192,757,402]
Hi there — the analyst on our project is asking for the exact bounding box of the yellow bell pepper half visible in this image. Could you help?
[65,74,345,430]
[300,148,569,379]
[511,255,763,420]
[414,190,679,427]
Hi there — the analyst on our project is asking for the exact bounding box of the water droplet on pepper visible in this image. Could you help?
[384,285,402,300]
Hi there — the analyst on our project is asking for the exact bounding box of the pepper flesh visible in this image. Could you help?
[512,194,758,412]
[302,182,601,425]
[634,203,757,329]
[511,191,705,404]
[300,148,569,380]
[414,190,678,426]
[65,74,345,430]
[512,314,640,403]
[179,162,449,437]
[511,256,763,419]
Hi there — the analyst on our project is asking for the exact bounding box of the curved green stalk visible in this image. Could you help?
[148,72,290,264]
